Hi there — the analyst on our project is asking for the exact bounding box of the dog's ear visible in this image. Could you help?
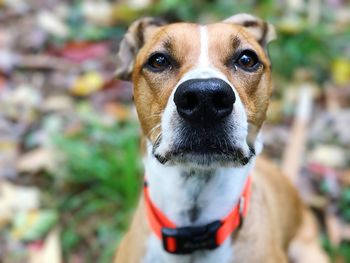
[223,13,276,47]
[115,17,167,81]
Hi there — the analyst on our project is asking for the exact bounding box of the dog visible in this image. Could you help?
[113,14,326,263]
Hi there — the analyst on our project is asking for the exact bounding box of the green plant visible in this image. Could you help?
[269,25,340,83]
[339,187,350,223]
[44,106,141,263]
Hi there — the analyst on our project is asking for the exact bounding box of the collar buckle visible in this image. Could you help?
[161,220,221,254]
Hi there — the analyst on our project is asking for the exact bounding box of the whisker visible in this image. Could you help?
[152,132,163,155]
[147,123,162,138]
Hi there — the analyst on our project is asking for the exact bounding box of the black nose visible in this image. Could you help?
[174,78,235,124]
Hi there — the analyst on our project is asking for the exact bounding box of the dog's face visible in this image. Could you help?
[115,14,276,168]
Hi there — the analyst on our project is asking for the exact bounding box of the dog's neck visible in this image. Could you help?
[144,149,255,227]
[143,142,260,262]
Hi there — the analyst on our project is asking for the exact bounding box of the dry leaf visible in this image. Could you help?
[16,148,53,173]
[28,228,62,263]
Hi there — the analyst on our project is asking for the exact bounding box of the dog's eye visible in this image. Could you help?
[146,53,171,72]
[235,50,260,70]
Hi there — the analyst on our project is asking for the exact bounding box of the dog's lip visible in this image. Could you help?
[154,153,169,164]
[154,145,254,166]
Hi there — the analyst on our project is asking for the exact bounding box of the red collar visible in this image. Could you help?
[143,176,252,254]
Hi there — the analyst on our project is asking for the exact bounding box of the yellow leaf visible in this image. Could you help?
[332,58,350,86]
[71,72,104,96]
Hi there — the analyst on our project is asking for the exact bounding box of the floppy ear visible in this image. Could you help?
[115,17,167,81]
[223,13,276,47]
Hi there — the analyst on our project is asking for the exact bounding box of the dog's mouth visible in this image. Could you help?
[155,147,254,167]
[152,132,255,167]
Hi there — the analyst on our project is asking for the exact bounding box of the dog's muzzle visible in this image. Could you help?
[154,77,253,166]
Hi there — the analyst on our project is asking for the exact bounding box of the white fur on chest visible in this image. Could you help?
[142,147,255,263]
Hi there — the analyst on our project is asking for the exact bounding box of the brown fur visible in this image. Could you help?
[232,156,303,263]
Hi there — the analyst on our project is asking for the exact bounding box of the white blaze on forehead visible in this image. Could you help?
[176,25,227,82]
[199,25,210,66]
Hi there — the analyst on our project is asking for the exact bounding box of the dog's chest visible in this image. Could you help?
[142,155,254,262]
[141,180,234,263]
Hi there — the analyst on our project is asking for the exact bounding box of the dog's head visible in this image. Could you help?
[115,14,276,168]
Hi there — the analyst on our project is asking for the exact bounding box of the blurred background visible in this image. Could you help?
[0,0,349,262]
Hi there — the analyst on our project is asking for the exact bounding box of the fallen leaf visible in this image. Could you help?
[37,10,69,38]
[16,148,53,173]
[71,71,104,96]
[28,228,62,263]
[12,210,58,242]
[41,95,74,112]
[0,181,40,228]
